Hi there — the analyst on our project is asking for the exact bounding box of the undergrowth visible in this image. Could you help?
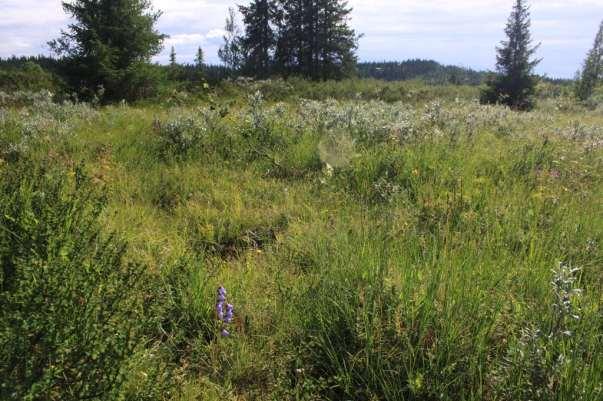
[0,81,601,400]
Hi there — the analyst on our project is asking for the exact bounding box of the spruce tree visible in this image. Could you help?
[481,0,541,110]
[316,0,358,79]
[218,7,244,71]
[575,21,603,102]
[168,46,181,81]
[273,0,302,76]
[49,0,166,101]
[169,46,177,66]
[274,0,358,80]
[195,46,205,67]
[239,0,277,78]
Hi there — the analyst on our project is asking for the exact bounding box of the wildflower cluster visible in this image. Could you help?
[216,287,234,337]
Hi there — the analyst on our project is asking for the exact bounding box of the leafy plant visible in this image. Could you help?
[0,160,150,400]
[154,115,207,157]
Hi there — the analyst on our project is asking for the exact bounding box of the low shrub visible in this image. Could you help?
[0,161,150,400]
[154,115,207,157]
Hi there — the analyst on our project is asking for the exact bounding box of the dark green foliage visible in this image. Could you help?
[0,161,148,400]
[481,0,541,110]
[239,0,278,78]
[0,56,63,74]
[202,64,235,84]
[195,47,205,67]
[275,0,358,80]
[357,60,486,85]
[169,46,177,67]
[49,0,166,101]
[223,0,359,80]
[575,21,603,102]
[167,46,185,83]
[211,77,479,103]
[0,62,63,93]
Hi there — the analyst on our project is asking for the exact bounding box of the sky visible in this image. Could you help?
[0,0,601,78]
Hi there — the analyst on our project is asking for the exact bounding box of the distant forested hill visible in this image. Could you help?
[0,56,63,76]
[357,60,487,85]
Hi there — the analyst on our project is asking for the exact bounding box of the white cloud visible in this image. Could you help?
[0,0,600,77]
[206,29,226,39]
[165,34,205,46]
[348,0,601,77]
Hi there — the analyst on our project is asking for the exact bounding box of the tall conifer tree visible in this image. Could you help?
[481,0,540,110]
[316,0,358,79]
[273,0,303,75]
[575,21,603,102]
[274,0,357,80]
[169,46,177,66]
[195,46,205,67]
[50,0,166,101]
[239,0,277,77]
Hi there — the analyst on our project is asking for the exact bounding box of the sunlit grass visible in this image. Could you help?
[1,82,601,400]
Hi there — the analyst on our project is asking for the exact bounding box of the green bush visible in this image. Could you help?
[154,115,207,157]
[0,62,63,93]
[0,161,150,400]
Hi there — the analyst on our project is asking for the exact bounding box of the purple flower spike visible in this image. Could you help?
[216,286,234,338]
[216,301,224,320]
[217,287,226,302]
[224,304,234,323]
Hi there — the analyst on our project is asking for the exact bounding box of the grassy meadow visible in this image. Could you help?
[1,80,602,400]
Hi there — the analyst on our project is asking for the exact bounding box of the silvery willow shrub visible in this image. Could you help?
[0,160,151,400]
[34,101,98,124]
[0,90,54,108]
[555,121,603,151]
[0,106,89,164]
[221,91,289,163]
[297,99,416,146]
[154,115,207,156]
[241,91,280,149]
[246,79,294,101]
[489,263,597,401]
